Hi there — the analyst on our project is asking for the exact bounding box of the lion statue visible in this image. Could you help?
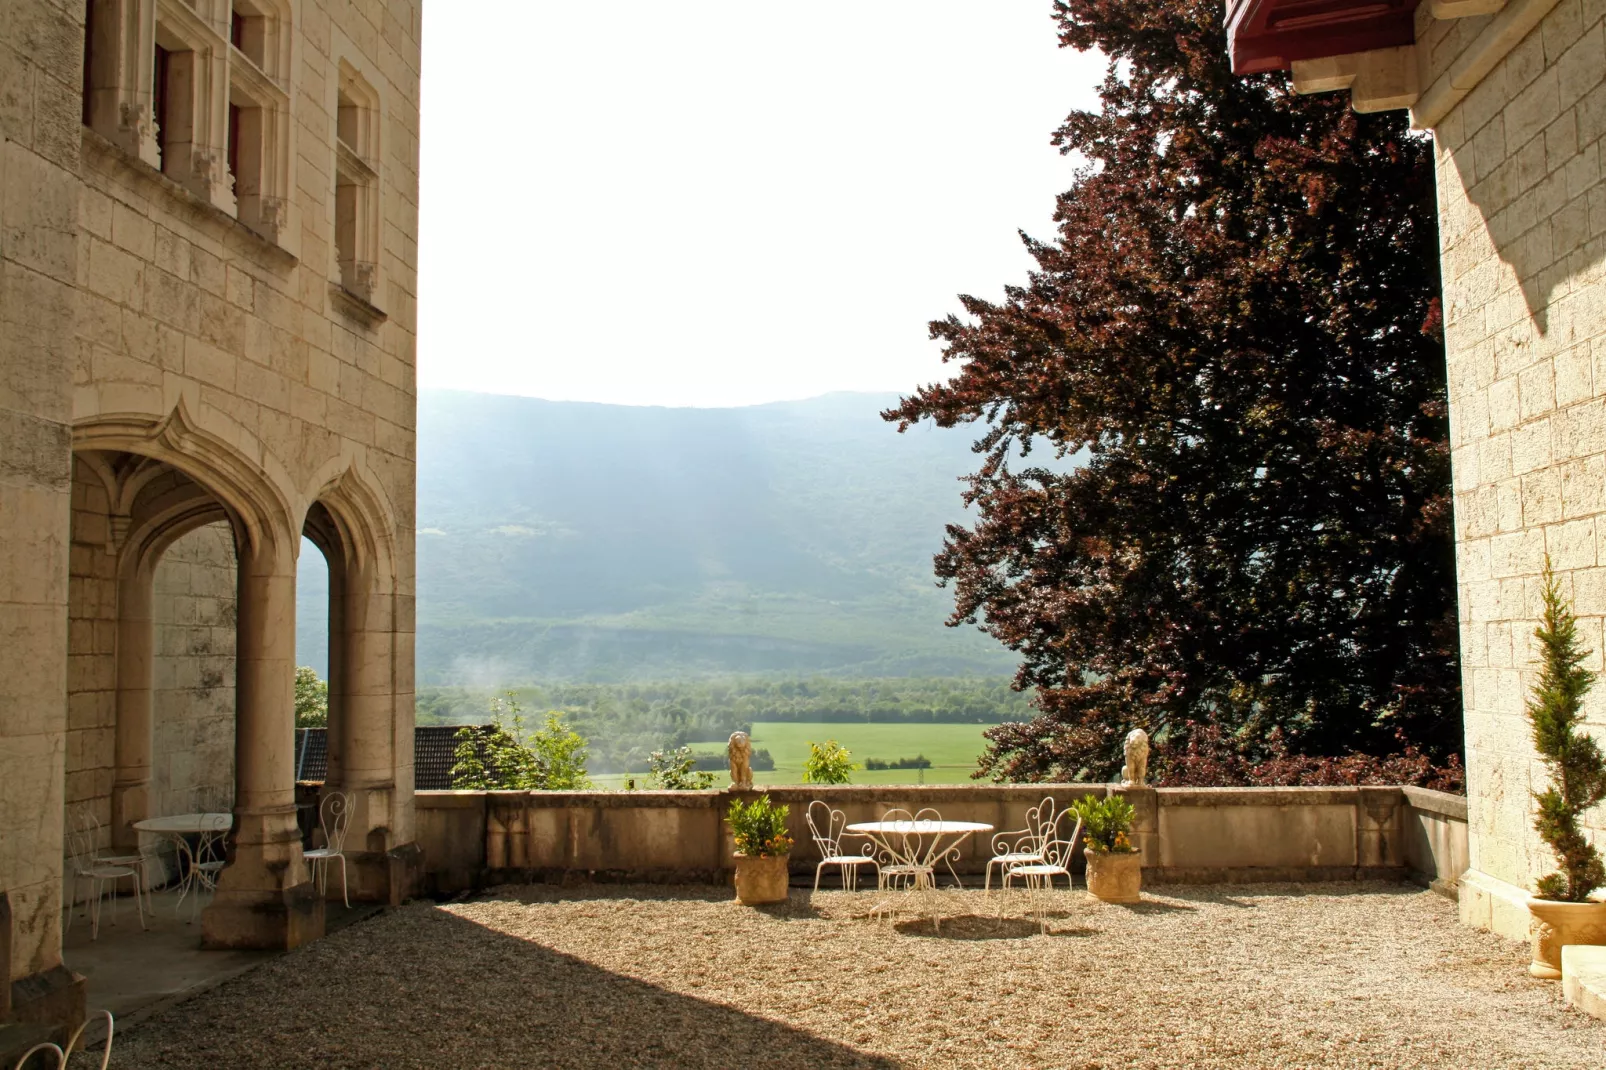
[727,731,754,791]
[1121,728,1150,787]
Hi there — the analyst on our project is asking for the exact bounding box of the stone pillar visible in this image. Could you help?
[1121,786,1160,870]
[110,569,153,849]
[201,539,323,949]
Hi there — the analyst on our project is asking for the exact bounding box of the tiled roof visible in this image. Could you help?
[295,724,490,790]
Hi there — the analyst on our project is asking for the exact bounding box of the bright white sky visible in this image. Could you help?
[416,2,1106,408]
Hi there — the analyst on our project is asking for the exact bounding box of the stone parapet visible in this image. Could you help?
[415,784,1469,895]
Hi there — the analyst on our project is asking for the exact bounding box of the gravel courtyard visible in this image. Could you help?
[114,882,1602,1069]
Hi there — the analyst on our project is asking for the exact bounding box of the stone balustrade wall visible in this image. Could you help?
[412,784,1469,895]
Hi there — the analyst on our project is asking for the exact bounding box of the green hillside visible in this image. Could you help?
[299,389,1033,684]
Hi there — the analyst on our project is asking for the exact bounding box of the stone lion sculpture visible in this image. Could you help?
[1121,728,1150,787]
[727,731,754,791]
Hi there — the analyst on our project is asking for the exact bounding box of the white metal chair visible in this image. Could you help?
[64,820,145,940]
[70,807,152,919]
[303,790,352,907]
[172,826,228,923]
[11,1008,114,1070]
[806,801,878,892]
[985,796,1058,893]
[1005,811,1084,933]
[870,808,934,892]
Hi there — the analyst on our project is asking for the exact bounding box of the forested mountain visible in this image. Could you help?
[299,390,1032,684]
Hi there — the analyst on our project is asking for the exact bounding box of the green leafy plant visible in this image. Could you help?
[1528,563,1606,902]
[294,666,328,728]
[648,745,715,790]
[451,694,592,790]
[1071,795,1136,854]
[802,740,856,785]
[725,795,793,857]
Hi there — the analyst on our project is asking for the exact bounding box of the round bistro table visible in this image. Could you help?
[132,812,231,919]
[845,819,991,933]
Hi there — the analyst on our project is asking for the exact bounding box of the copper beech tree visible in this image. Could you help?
[886,0,1460,786]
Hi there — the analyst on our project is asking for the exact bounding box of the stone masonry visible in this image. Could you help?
[1284,0,1606,939]
[1,0,423,1042]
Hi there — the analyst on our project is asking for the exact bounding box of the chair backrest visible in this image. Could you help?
[65,810,99,877]
[806,800,847,859]
[1025,797,1059,852]
[192,784,232,815]
[1039,811,1085,869]
[319,790,353,852]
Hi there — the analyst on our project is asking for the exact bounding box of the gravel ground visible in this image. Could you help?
[112,882,1603,1069]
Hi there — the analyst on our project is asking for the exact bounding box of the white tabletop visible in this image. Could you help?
[846,820,993,835]
[132,812,232,834]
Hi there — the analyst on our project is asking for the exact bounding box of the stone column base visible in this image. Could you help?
[2,965,86,1061]
[318,842,425,906]
[202,881,325,951]
[1458,868,1532,941]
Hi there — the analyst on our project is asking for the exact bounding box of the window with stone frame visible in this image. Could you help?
[79,0,294,246]
[333,62,381,307]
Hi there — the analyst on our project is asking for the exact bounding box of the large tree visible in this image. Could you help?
[887,0,1458,783]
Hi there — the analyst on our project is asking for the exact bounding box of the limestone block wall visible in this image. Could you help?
[0,0,83,1003]
[64,466,118,824]
[1420,0,1606,934]
[150,522,237,819]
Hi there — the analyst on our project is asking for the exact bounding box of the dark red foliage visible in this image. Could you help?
[885,0,1458,782]
[1155,724,1464,793]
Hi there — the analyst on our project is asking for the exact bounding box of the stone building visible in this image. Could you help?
[1227,0,1606,938]
[1,0,422,1033]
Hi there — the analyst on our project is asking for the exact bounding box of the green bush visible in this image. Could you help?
[295,666,328,728]
[1528,563,1606,902]
[802,740,855,785]
[451,695,591,790]
[725,795,792,857]
[648,745,715,790]
[1071,795,1136,854]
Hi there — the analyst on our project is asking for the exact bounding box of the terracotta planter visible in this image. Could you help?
[1084,848,1142,903]
[1528,898,1606,979]
[733,853,790,905]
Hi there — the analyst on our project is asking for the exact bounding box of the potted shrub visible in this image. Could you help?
[1525,565,1606,979]
[726,794,794,905]
[1072,794,1141,903]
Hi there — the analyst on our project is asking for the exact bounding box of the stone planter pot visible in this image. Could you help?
[1084,848,1142,903]
[1528,898,1606,979]
[733,853,790,905]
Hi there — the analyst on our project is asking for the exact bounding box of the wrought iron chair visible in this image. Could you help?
[70,806,152,919]
[172,826,228,923]
[303,790,352,907]
[806,800,878,892]
[11,1009,114,1070]
[867,807,960,931]
[1004,810,1085,933]
[984,795,1059,894]
[64,819,145,940]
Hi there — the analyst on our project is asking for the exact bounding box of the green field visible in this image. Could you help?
[590,721,992,789]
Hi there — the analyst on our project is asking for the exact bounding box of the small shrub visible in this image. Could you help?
[648,745,715,790]
[802,740,855,785]
[726,795,793,857]
[1528,563,1606,902]
[294,666,328,728]
[1071,795,1136,854]
[450,694,591,790]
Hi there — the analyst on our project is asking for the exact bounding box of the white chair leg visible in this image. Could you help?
[337,856,349,909]
[813,862,823,894]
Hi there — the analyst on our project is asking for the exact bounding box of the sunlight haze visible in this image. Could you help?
[418,2,1105,407]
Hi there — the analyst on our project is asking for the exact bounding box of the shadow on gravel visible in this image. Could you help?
[892,914,1098,940]
[115,906,902,1070]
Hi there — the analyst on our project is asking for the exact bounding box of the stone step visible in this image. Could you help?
[1562,945,1606,1023]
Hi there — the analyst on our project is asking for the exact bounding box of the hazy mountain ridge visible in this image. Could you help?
[299,389,1026,684]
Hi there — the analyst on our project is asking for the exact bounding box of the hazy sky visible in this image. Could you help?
[416,3,1106,408]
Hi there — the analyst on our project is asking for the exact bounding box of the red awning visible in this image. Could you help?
[1226,0,1422,74]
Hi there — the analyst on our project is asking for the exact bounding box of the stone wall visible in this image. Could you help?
[414,785,1470,895]
[150,522,237,819]
[1419,0,1606,937]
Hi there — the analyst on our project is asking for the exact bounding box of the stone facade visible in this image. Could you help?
[1,0,422,1038]
[1289,0,1606,939]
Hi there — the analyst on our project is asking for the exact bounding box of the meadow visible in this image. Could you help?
[590,720,993,788]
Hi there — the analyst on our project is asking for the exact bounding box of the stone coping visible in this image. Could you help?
[416,784,1470,810]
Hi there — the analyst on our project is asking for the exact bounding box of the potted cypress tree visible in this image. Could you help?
[1072,795,1141,902]
[1525,564,1606,979]
[726,795,794,905]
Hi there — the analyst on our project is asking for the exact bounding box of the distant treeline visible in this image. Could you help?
[415,677,1033,774]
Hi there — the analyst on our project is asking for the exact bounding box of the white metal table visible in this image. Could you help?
[846,818,992,930]
[132,812,231,920]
